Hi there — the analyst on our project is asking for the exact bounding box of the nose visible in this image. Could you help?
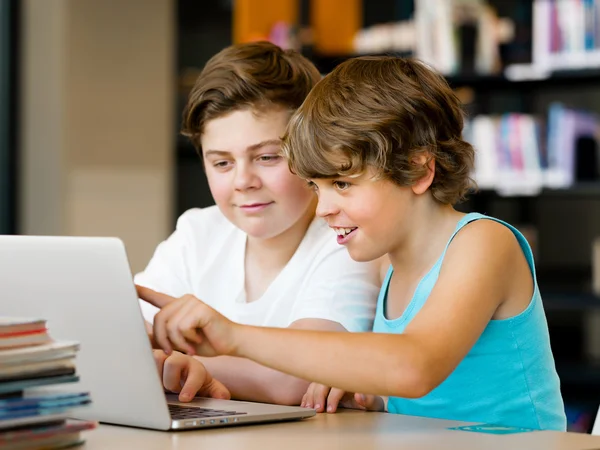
[315,190,340,218]
[233,162,261,191]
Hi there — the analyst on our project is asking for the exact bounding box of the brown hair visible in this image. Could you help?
[282,57,475,204]
[182,41,322,153]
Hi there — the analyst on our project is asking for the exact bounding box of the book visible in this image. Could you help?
[0,374,79,396]
[0,419,96,449]
[0,413,69,431]
[0,331,52,350]
[0,392,91,430]
[0,318,46,335]
[0,341,79,366]
[0,392,91,417]
[0,358,75,381]
[466,103,600,195]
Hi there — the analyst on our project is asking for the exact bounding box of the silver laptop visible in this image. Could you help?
[0,235,315,430]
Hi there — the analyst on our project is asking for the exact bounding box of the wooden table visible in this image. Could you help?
[81,410,600,450]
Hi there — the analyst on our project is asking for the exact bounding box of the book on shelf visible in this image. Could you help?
[538,0,600,69]
[330,0,512,77]
[508,0,600,80]
[546,103,600,188]
[465,102,600,195]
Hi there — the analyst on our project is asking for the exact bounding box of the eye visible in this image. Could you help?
[212,160,231,169]
[257,155,281,163]
[307,181,319,192]
[333,180,351,191]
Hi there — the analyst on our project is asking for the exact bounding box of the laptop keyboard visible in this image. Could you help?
[168,404,248,420]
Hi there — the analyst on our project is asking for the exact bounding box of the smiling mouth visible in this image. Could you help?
[240,202,273,208]
[334,227,357,237]
[238,202,274,212]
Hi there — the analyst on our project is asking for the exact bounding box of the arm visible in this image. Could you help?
[196,243,378,405]
[146,221,524,398]
[226,221,518,397]
[226,221,520,396]
[196,319,347,406]
[147,314,310,404]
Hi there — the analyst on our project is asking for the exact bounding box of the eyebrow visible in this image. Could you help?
[204,139,281,158]
[247,139,281,151]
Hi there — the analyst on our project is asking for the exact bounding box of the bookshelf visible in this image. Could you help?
[296,0,600,432]
[174,0,600,432]
[544,292,600,312]
[0,0,18,235]
[311,54,600,89]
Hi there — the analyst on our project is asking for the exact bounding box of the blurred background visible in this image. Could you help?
[2,0,600,432]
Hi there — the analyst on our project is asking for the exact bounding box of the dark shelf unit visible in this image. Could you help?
[174,0,232,218]
[448,68,600,89]
[543,291,600,312]
[309,52,600,90]
[473,183,600,198]
[173,0,600,430]
[0,0,18,235]
[306,45,600,430]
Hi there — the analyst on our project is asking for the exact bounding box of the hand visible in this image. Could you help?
[137,286,240,357]
[301,383,385,413]
[145,321,158,348]
[153,350,230,402]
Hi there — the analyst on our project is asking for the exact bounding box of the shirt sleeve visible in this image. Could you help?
[288,246,380,332]
[134,212,196,323]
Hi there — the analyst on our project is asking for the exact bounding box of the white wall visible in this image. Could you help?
[20,0,174,273]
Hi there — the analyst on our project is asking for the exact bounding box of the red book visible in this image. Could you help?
[0,318,50,349]
[0,328,48,338]
[0,318,46,335]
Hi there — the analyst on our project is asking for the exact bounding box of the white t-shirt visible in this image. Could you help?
[136,206,379,332]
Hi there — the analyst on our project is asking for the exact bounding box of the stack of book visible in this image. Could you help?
[0,317,96,449]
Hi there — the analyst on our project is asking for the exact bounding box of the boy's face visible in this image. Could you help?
[201,108,316,240]
[309,168,410,262]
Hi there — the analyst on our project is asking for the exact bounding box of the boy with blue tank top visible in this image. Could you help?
[139,56,567,431]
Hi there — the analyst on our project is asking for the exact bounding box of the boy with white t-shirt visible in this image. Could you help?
[138,207,375,332]
[136,42,380,406]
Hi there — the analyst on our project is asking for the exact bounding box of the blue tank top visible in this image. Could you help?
[372,213,566,430]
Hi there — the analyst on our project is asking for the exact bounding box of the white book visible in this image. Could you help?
[0,341,79,365]
[533,0,552,69]
[0,358,75,379]
[471,116,498,189]
[0,333,51,350]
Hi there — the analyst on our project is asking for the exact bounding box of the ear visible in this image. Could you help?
[411,153,435,195]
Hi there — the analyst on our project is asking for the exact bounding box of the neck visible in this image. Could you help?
[246,198,317,271]
[387,195,463,277]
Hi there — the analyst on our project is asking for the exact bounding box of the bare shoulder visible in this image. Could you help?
[442,218,526,285]
[436,218,531,316]
[451,218,520,260]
